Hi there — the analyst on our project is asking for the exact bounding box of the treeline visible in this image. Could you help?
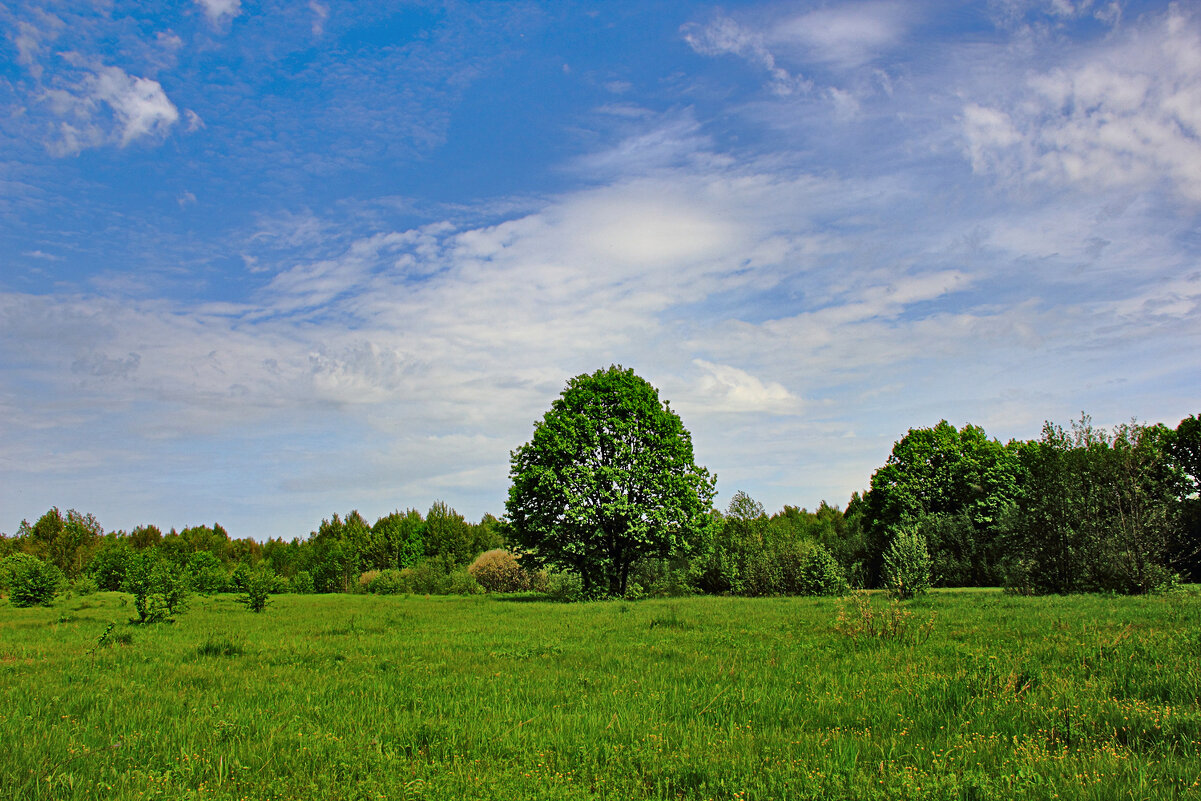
[0,503,507,602]
[3,412,1198,603]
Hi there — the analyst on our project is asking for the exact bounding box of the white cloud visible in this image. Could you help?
[693,360,799,413]
[962,7,1201,201]
[195,0,241,26]
[41,61,179,155]
[768,2,908,69]
[310,1,330,36]
[682,15,810,95]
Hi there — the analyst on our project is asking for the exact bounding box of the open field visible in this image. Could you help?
[2,589,1199,800]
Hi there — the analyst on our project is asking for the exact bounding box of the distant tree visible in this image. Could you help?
[507,366,716,597]
[310,512,371,592]
[185,550,228,594]
[129,524,163,550]
[22,508,103,580]
[369,509,425,571]
[1169,414,1201,580]
[423,502,475,567]
[1009,416,1180,594]
[87,533,133,591]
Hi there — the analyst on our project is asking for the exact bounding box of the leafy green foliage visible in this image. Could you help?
[21,507,103,580]
[797,543,850,596]
[185,550,228,594]
[864,422,1021,586]
[1,553,64,607]
[882,526,932,599]
[507,366,716,597]
[86,534,131,591]
[1010,416,1182,594]
[237,565,277,613]
[121,551,188,623]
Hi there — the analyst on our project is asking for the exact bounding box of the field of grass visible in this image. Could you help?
[2,588,1199,800]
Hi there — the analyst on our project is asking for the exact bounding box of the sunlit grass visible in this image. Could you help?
[1,588,1199,799]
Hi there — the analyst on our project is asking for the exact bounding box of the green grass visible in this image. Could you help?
[2,588,1199,800]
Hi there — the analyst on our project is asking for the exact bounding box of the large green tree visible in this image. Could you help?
[863,421,1022,586]
[506,366,716,596]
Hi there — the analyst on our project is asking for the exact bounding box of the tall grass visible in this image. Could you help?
[1,588,1198,799]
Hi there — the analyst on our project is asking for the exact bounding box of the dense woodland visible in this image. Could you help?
[3,412,1199,604]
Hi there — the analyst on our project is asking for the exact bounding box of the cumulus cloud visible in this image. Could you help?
[41,61,179,155]
[694,360,799,413]
[962,7,1201,201]
[195,0,241,26]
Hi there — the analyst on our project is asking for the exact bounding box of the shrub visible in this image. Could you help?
[290,570,315,594]
[468,550,529,593]
[227,563,252,593]
[365,568,408,595]
[834,591,936,646]
[2,554,64,607]
[882,526,932,599]
[357,570,380,593]
[122,551,188,623]
[540,569,584,602]
[798,544,850,597]
[446,567,482,596]
[236,566,277,613]
[72,575,99,596]
[186,551,228,595]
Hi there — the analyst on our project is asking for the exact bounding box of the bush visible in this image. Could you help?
[540,569,584,602]
[290,570,315,594]
[2,554,64,607]
[798,544,850,596]
[468,550,529,593]
[227,563,253,593]
[446,567,482,596]
[882,526,932,600]
[834,591,937,646]
[236,566,277,613]
[365,568,408,595]
[186,551,228,595]
[357,570,380,593]
[72,575,99,596]
[122,551,188,623]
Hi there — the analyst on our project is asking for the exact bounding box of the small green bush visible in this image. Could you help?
[2,554,64,607]
[446,567,482,595]
[72,575,99,596]
[186,551,228,595]
[290,570,315,594]
[541,569,584,602]
[798,544,850,597]
[882,526,932,600]
[236,566,277,613]
[365,568,408,594]
[122,551,188,623]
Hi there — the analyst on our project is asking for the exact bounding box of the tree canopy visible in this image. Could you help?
[506,366,716,596]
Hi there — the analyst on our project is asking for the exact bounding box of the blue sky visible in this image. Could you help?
[2,0,1198,539]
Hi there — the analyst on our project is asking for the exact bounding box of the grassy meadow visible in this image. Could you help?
[2,589,1199,800]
